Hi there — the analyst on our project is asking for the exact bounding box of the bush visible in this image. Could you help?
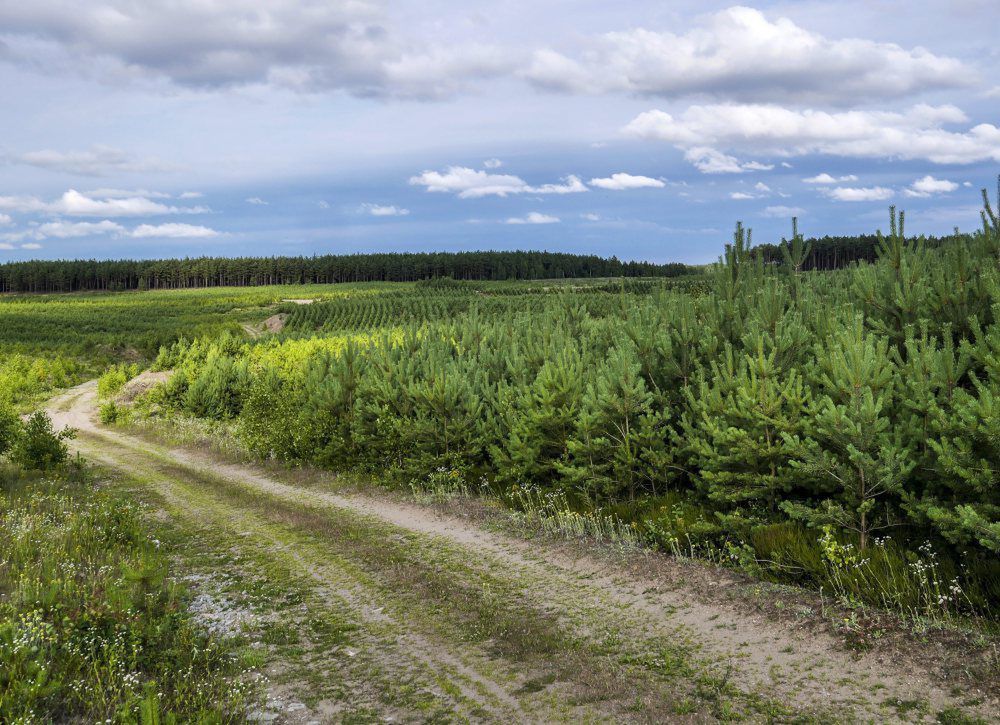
[99,400,128,425]
[97,362,139,399]
[8,412,74,471]
[0,401,19,457]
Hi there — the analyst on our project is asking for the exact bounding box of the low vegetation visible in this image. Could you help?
[0,408,257,721]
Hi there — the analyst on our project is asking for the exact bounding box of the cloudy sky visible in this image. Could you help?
[1,1,998,264]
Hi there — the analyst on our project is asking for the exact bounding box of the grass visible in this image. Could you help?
[0,464,259,722]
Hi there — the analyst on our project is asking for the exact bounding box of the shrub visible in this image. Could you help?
[8,412,74,471]
[97,362,139,399]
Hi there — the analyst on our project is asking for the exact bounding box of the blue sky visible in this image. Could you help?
[1,1,998,264]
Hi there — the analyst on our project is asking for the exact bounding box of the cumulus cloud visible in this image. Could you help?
[178,191,203,199]
[823,186,895,202]
[0,213,11,226]
[730,192,755,200]
[20,242,42,249]
[0,189,209,216]
[410,167,527,197]
[904,175,959,197]
[483,158,503,169]
[0,1,512,100]
[761,205,806,218]
[245,197,268,205]
[361,203,410,216]
[581,213,600,221]
[802,173,859,184]
[4,146,176,176]
[682,147,773,174]
[589,173,664,190]
[409,166,586,198]
[532,176,588,194]
[506,212,559,224]
[525,6,969,105]
[625,104,1000,166]
[32,220,125,238]
[130,223,220,238]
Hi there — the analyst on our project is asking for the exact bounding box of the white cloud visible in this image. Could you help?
[245,197,268,205]
[0,2,512,100]
[4,145,176,176]
[361,203,410,217]
[0,189,208,217]
[409,166,586,198]
[823,186,895,202]
[506,212,559,224]
[0,213,11,226]
[904,175,959,198]
[483,158,503,169]
[754,182,771,193]
[20,243,42,250]
[317,200,330,209]
[761,206,806,218]
[33,220,125,238]
[531,175,588,194]
[525,7,969,104]
[4,218,220,240]
[131,223,220,238]
[625,104,1000,166]
[581,213,600,221]
[589,173,665,190]
[178,191,203,199]
[411,166,527,197]
[683,147,772,174]
[802,173,859,184]
[78,188,171,199]
[730,192,755,200]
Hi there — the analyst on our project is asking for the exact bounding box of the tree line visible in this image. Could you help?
[0,251,690,293]
[753,231,968,271]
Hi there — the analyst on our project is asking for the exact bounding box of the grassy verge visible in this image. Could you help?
[0,464,260,722]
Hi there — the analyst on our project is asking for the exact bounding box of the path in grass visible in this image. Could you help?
[49,381,999,723]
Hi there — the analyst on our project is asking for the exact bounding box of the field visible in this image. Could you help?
[2,202,1000,721]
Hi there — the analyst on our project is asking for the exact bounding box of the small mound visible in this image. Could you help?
[117,370,172,403]
[264,313,288,333]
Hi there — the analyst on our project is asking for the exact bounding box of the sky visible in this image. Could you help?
[0,1,998,265]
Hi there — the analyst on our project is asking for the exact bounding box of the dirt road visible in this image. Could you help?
[48,381,999,723]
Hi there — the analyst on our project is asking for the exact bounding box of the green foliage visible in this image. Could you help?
[0,401,19,457]
[0,472,257,721]
[99,400,129,426]
[98,363,140,399]
[7,412,75,471]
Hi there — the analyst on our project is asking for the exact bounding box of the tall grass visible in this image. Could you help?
[0,466,259,722]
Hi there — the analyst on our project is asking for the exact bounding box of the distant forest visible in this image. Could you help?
[0,231,971,293]
[753,231,969,271]
[0,251,689,293]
